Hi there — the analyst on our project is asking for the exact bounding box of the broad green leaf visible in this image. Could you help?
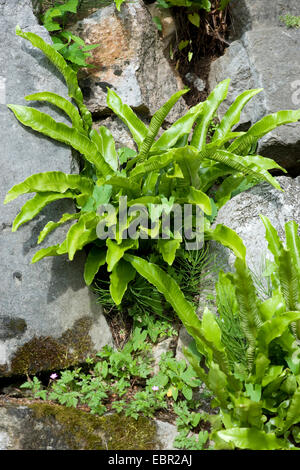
[260,215,283,262]
[151,102,203,153]
[229,109,300,156]
[207,363,229,407]
[106,88,148,150]
[205,224,246,260]
[110,259,136,305]
[90,127,118,172]
[84,246,106,286]
[157,239,181,265]
[191,79,230,150]
[124,254,231,375]
[4,172,93,204]
[188,12,200,27]
[12,191,75,231]
[15,26,92,130]
[202,308,223,350]
[7,105,113,177]
[115,0,126,11]
[31,243,67,263]
[285,220,300,272]
[106,239,138,272]
[186,187,212,215]
[215,428,292,450]
[38,212,79,244]
[284,388,300,431]
[25,92,84,131]
[212,89,263,142]
[66,212,99,260]
[257,311,300,354]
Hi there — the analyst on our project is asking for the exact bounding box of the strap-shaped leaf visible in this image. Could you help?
[191,79,230,150]
[229,109,300,155]
[150,101,204,153]
[284,388,300,431]
[212,88,263,143]
[186,187,212,215]
[38,212,80,244]
[157,239,181,266]
[285,221,300,273]
[124,254,231,375]
[15,26,92,131]
[106,239,138,272]
[12,191,75,232]
[25,92,84,132]
[130,146,201,179]
[66,212,99,260]
[215,428,292,450]
[257,311,300,355]
[7,105,114,177]
[278,248,300,312]
[90,127,118,172]
[31,243,67,263]
[109,259,136,305]
[4,171,93,204]
[84,246,106,286]
[106,88,148,150]
[207,150,283,190]
[260,215,283,263]
[105,175,140,198]
[205,224,246,260]
[233,258,263,369]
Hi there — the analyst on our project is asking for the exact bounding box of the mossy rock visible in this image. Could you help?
[0,401,163,450]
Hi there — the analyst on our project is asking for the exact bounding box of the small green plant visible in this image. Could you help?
[173,401,210,450]
[148,352,201,401]
[280,14,300,29]
[20,326,210,449]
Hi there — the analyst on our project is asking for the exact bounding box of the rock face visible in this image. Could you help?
[208,0,300,173]
[0,401,177,450]
[0,0,113,376]
[229,0,299,39]
[71,0,187,121]
[212,176,300,273]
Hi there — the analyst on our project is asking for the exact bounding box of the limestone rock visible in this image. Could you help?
[0,0,113,376]
[146,3,176,52]
[229,0,299,38]
[92,116,137,151]
[71,0,187,121]
[209,27,300,173]
[0,401,176,450]
[212,176,300,273]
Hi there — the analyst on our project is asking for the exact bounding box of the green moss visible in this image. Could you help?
[10,317,95,376]
[29,403,159,450]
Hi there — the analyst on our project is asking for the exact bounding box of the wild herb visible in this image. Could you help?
[40,0,100,69]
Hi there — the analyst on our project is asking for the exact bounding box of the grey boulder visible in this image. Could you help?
[0,0,113,376]
[212,176,300,274]
[209,2,300,173]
